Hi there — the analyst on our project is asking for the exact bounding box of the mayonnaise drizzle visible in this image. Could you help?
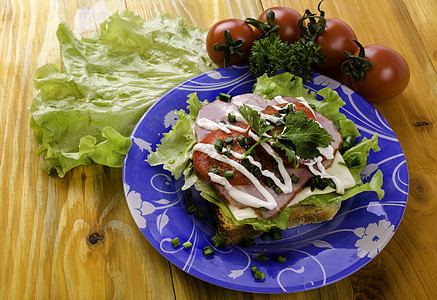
[197,117,248,133]
[231,149,292,194]
[193,143,277,209]
[208,173,276,209]
[248,130,292,193]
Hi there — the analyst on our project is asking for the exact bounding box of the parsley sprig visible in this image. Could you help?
[248,35,325,83]
[238,105,334,166]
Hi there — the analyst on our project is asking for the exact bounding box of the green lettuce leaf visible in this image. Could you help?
[343,133,380,184]
[297,133,383,208]
[30,11,215,177]
[298,169,384,207]
[147,93,208,188]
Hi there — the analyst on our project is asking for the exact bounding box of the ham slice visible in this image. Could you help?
[193,93,342,219]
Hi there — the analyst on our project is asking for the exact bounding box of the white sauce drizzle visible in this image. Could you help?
[318,145,335,160]
[231,150,292,194]
[193,143,277,209]
[197,117,248,133]
[208,173,275,209]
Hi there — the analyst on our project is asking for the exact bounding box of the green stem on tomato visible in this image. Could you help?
[212,29,245,69]
[298,0,327,43]
[341,40,373,81]
[244,10,280,39]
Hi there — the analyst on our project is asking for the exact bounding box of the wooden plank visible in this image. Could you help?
[0,0,174,299]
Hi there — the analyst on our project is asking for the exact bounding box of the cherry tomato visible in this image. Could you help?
[256,7,302,44]
[347,45,410,102]
[206,19,256,67]
[313,18,358,76]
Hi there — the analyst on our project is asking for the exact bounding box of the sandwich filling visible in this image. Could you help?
[192,93,356,220]
[146,72,384,232]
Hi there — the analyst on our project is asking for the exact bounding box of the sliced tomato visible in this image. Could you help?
[193,124,251,186]
[261,101,316,121]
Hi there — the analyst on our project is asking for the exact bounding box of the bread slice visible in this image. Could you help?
[213,201,342,245]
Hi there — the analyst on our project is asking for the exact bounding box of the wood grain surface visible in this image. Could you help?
[1,0,436,299]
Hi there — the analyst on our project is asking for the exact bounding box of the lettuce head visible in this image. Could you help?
[30,11,215,177]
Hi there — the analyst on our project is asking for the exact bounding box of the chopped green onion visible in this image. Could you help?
[183,241,193,249]
[327,178,336,189]
[208,167,220,175]
[214,139,223,152]
[236,135,249,148]
[251,266,265,280]
[211,234,226,248]
[271,228,282,240]
[309,175,335,191]
[227,113,236,123]
[251,166,262,178]
[222,170,234,179]
[203,246,215,257]
[254,270,265,280]
[277,256,286,263]
[291,173,299,183]
[257,252,267,262]
[187,203,197,215]
[241,158,250,168]
[171,237,181,248]
[224,136,235,144]
[264,177,275,187]
[273,186,283,194]
[218,92,232,102]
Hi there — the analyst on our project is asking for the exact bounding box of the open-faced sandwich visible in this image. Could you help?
[147,72,384,245]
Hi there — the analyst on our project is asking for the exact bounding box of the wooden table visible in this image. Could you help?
[1,0,436,298]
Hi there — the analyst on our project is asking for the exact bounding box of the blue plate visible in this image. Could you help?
[122,65,408,293]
